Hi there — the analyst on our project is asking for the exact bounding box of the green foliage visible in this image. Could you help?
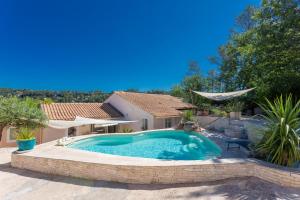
[122,128,133,133]
[182,110,193,122]
[0,88,110,103]
[214,0,300,101]
[146,89,169,95]
[16,127,35,140]
[125,88,140,93]
[41,98,54,104]
[225,101,244,112]
[170,84,185,98]
[256,95,300,167]
[170,61,213,109]
[199,103,211,111]
[210,107,227,117]
[0,97,47,130]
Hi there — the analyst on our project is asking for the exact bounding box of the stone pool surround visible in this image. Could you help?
[11,131,300,188]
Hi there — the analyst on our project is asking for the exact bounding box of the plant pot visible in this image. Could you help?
[229,112,241,120]
[16,138,36,151]
[184,121,195,132]
[201,110,209,116]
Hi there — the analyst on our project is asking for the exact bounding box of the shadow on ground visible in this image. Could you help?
[1,161,300,200]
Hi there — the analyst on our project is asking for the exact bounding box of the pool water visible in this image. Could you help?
[68,130,222,160]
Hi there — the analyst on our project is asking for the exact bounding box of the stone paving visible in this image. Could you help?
[202,130,249,158]
[1,148,300,200]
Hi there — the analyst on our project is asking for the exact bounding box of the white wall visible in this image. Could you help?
[105,94,154,131]
[76,125,91,135]
[153,117,182,129]
[42,127,68,143]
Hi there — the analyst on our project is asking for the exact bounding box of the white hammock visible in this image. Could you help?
[193,88,255,101]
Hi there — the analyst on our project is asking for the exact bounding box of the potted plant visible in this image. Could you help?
[0,97,47,152]
[122,127,133,133]
[182,110,196,131]
[182,110,193,123]
[16,127,37,151]
[226,101,244,120]
[198,103,211,116]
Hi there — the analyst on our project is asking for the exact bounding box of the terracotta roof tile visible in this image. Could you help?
[41,103,123,120]
[114,91,195,118]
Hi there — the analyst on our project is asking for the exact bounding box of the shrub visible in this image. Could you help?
[122,128,133,133]
[16,127,35,140]
[210,107,227,117]
[182,110,193,122]
[199,103,211,111]
[0,97,47,140]
[225,101,244,112]
[256,95,300,167]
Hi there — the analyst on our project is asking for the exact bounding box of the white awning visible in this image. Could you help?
[47,116,136,129]
[47,120,85,129]
[193,88,255,101]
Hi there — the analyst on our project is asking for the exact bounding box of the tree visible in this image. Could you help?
[42,98,54,104]
[0,97,47,140]
[207,69,217,92]
[214,0,300,102]
[170,84,185,98]
[181,62,203,106]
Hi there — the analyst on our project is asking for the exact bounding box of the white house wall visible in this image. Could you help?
[76,125,91,135]
[42,127,68,143]
[153,117,181,129]
[105,94,154,131]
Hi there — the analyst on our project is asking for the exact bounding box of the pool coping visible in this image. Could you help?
[11,130,300,187]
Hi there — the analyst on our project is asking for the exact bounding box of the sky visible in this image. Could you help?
[0,0,259,92]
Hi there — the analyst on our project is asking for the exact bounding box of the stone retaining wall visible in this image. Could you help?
[11,153,300,187]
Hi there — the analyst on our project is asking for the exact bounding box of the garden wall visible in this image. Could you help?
[11,151,300,187]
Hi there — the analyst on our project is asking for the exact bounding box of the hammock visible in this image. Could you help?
[193,88,255,101]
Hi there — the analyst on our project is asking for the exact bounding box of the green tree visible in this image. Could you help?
[170,84,185,98]
[181,61,203,106]
[215,0,300,101]
[0,97,48,140]
[207,69,217,92]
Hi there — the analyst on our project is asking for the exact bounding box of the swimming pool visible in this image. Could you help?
[68,130,222,160]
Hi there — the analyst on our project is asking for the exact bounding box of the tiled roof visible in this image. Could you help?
[41,103,123,121]
[114,91,195,118]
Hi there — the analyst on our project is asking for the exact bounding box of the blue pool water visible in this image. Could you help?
[68,130,222,160]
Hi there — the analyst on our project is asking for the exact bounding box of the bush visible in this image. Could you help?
[199,103,211,111]
[0,97,47,140]
[122,128,133,133]
[210,107,227,117]
[225,101,244,112]
[16,127,35,140]
[182,110,193,122]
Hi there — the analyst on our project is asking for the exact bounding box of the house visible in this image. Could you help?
[0,103,125,147]
[105,91,195,131]
[0,92,195,148]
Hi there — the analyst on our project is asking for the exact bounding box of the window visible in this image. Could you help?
[108,125,117,133]
[68,127,76,137]
[142,119,148,130]
[165,118,172,128]
[7,127,17,142]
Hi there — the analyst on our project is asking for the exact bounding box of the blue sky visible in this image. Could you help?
[0,0,259,92]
